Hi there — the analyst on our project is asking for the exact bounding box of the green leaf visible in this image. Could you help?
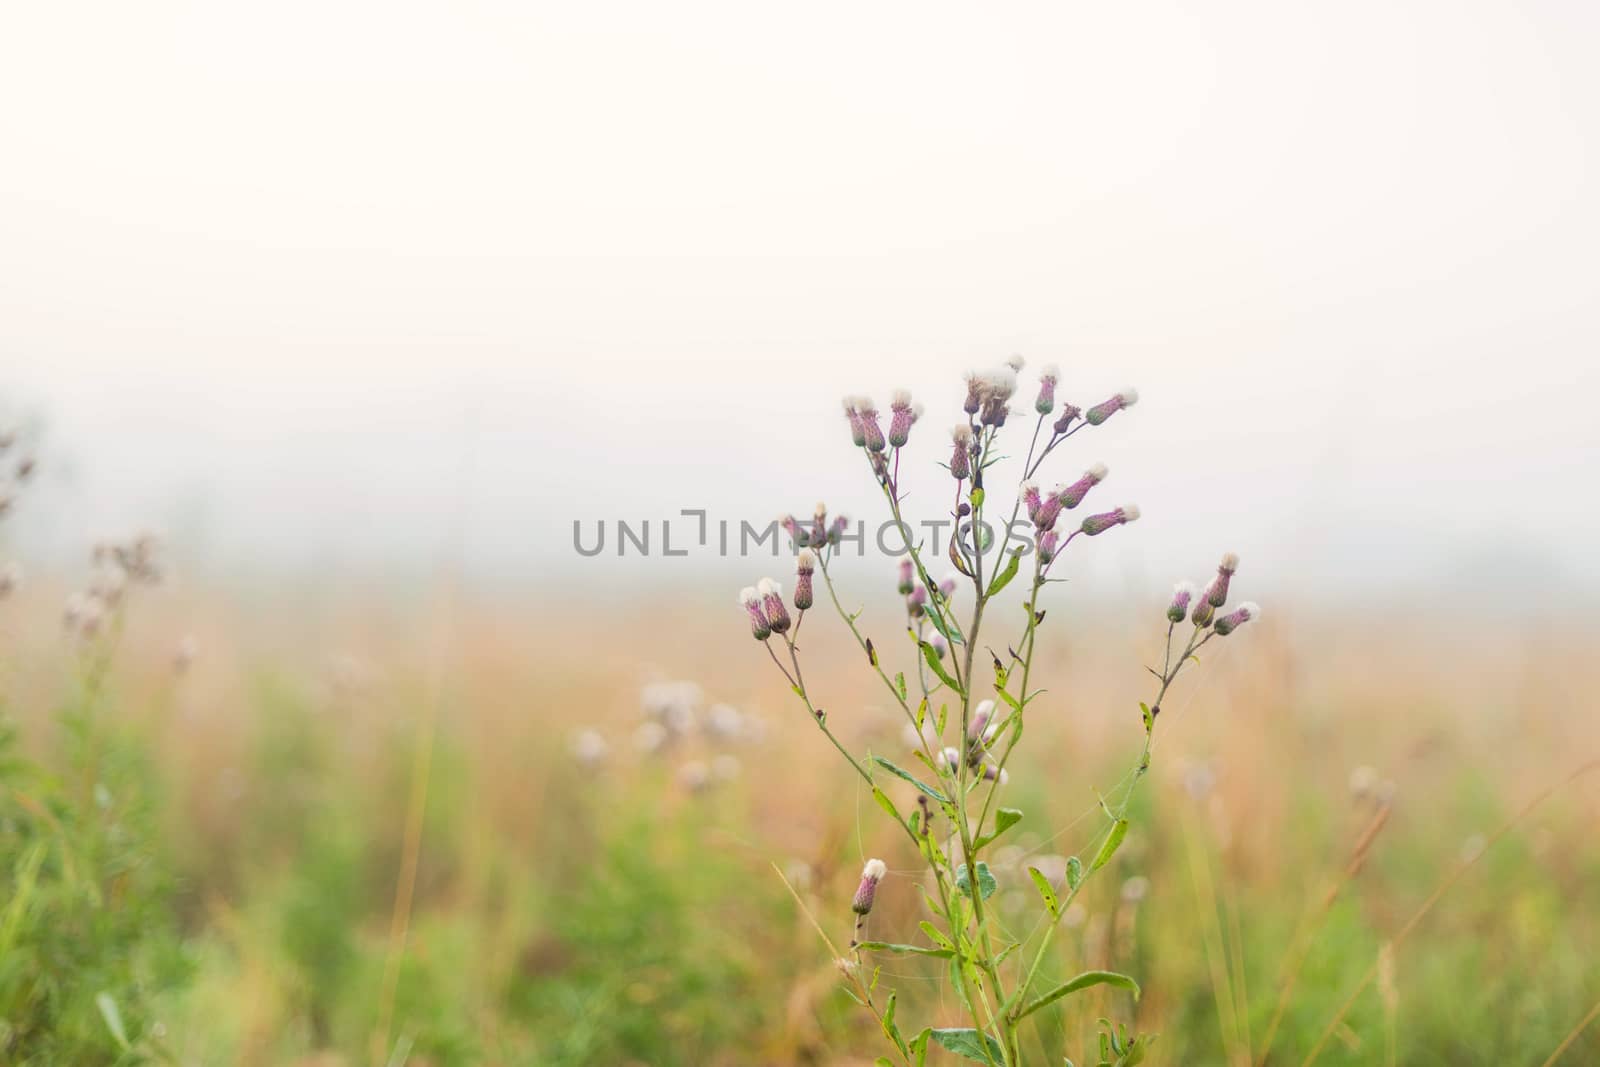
[1139,701,1153,732]
[924,607,965,647]
[873,755,951,803]
[1066,855,1084,890]
[867,638,879,667]
[896,671,908,701]
[920,642,963,693]
[976,807,1023,849]
[955,862,998,900]
[911,1028,932,1066]
[856,939,955,959]
[985,549,1022,597]
[936,702,949,735]
[877,1059,895,1067]
[96,992,131,1052]
[916,696,928,729]
[930,1027,1004,1064]
[1027,865,1059,918]
[872,787,904,827]
[969,487,985,509]
[1014,970,1141,1020]
[918,921,957,952]
[1091,819,1129,871]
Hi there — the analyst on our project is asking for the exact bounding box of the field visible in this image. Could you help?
[2,572,1596,1066]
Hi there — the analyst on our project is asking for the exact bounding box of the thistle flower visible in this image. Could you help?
[1080,504,1140,536]
[759,577,791,633]
[852,858,889,915]
[1034,487,1065,531]
[969,699,998,747]
[1203,552,1240,608]
[896,555,915,595]
[1084,387,1139,426]
[810,503,829,548]
[938,572,958,599]
[1020,481,1042,524]
[1035,363,1059,414]
[977,368,1017,428]
[888,389,916,448]
[1005,354,1025,373]
[1212,601,1258,636]
[1037,528,1060,563]
[1053,402,1082,435]
[929,632,948,659]
[827,515,848,546]
[780,513,803,547]
[842,397,867,447]
[981,762,1009,785]
[740,586,771,640]
[1191,597,1216,627]
[908,585,928,617]
[1167,581,1196,623]
[859,399,887,453]
[949,424,973,480]
[1057,463,1108,510]
[962,371,984,416]
[794,548,816,610]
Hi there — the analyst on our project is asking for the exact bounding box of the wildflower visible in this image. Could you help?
[1191,597,1215,627]
[843,397,867,447]
[938,572,958,599]
[571,729,609,767]
[888,390,916,448]
[1020,481,1043,524]
[936,746,963,774]
[1057,463,1108,510]
[907,585,928,617]
[897,555,915,595]
[961,372,985,416]
[929,632,948,659]
[1203,552,1240,608]
[1005,354,1025,373]
[981,762,1009,784]
[827,515,848,546]
[977,368,1017,427]
[1080,504,1140,536]
[794,548,816,610]
[969,699,998,747]
[852,858,888,915]
[780,513,803,547]
[759,577,791,634]
[740,586,771,640]
[1084,387,1139,426]
[1053,402,1082,435]
[1035,363,1059,414]
[949,424,973,480]
[810,503,829,547]
[1212,601,1258,636]
[1033,486,1065,531]
[1167,581,1195,623]
[859,399,887,453]
[1037,528,1060,563]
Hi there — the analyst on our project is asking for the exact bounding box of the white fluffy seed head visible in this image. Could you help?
[1238,601,1260,619]
[862,858,888,881]
[841,396,858,413]
[1087,462,1108,481]
[982,367,1018,397]
[891,388,913,408]
[739,586,760,606]
[1005,354,1025,372]
[1221,551,1240,572]
[757,577,781,597]
[1020,479,1038,496]
[912,402,925,420]
[1173,580,1197,597]
[1121,504,1142,522]
[797,547,816,569]
[1040,362,1059,381]
[1119,387,1140,406]
[952,423,973,444]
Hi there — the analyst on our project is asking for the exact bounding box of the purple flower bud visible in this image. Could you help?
[888,390,916,448]
[930,633,948,659]
[1203,552,1239,608]
[1085,388,1139,426]
[1167,581,1195,623]
[938,573,958,599]
[1213,601,1259,636]
[1020,481,1042,524]
[949,424,973,480]
[795,549,816,610]
[981,762,1009,785]
[908,585,928,617]
[810,503,829,549]
[969,699,996,745]
[1037,529,1060,563]
[1035,364,1059,415]
[852,858,888,915]
[1057,463,1108,510]
[896,556,915,595]
[740,586,771,641]
[1080,504,1140,537]
[1053,402,1082,435]
[827,516,847,546]
[758,577,791,634]
[1191,597,1216,627]
[963,372,983,416]
[1034,489,1064,531]
[842,397,867,447]
[859,400,887,453]
[977,368,1017,428]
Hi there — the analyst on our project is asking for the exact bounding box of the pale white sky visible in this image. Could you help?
[2,1,1597,600]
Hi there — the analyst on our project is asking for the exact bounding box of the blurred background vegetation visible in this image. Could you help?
[2,565,1596,1065]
